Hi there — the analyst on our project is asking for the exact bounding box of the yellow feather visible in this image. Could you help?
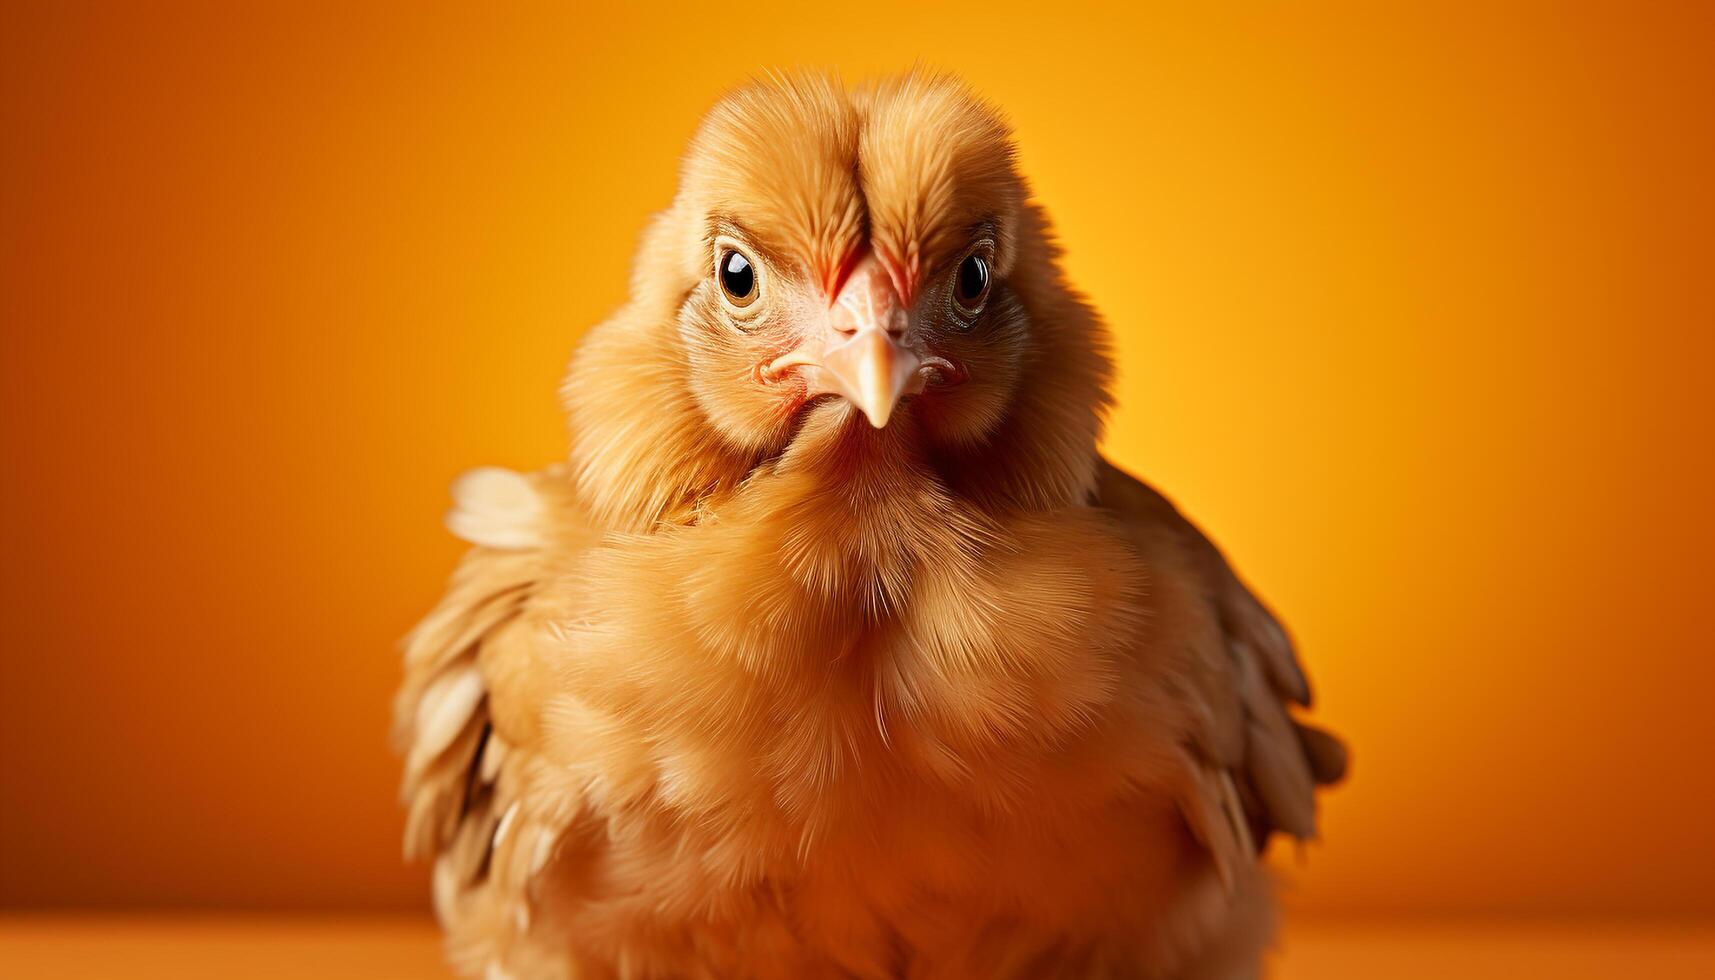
[396,70,1341,980]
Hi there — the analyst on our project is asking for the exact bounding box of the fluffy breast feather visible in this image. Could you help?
[467,425,1235,973]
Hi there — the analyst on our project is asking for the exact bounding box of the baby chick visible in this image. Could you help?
[397,71,1344,980]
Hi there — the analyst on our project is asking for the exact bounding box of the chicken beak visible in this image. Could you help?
[819,326,919,428]
[814,256,920,428]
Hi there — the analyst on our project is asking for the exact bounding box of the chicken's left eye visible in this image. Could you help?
[719,249,758,308]
[952,252,990,315]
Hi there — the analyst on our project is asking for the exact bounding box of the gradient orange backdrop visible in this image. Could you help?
[3,1,1712,922]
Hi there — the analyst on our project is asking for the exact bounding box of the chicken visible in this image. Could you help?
[395,71,1345,980]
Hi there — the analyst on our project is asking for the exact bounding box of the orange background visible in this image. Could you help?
[3,0,1712,926]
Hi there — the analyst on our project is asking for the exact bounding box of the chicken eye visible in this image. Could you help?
[719,249,758,308]
[953,252,990,313]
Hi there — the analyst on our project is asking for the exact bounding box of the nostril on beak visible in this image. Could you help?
[883,308,909,338]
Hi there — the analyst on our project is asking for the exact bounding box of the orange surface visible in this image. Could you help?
[3,0,1714,927]
[3,917,1713,980]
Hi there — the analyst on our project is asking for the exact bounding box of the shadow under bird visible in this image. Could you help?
[396,70,1346,980]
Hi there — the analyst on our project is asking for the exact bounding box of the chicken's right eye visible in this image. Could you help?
[719,249,758,308]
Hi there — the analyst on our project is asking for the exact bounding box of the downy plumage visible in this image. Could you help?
[396,71,1345,980]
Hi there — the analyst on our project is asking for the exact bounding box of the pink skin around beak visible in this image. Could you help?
[763,254,935,428]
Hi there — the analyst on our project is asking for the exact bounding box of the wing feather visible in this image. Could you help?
[1095,458,1346,872]
[394,468,565,909]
